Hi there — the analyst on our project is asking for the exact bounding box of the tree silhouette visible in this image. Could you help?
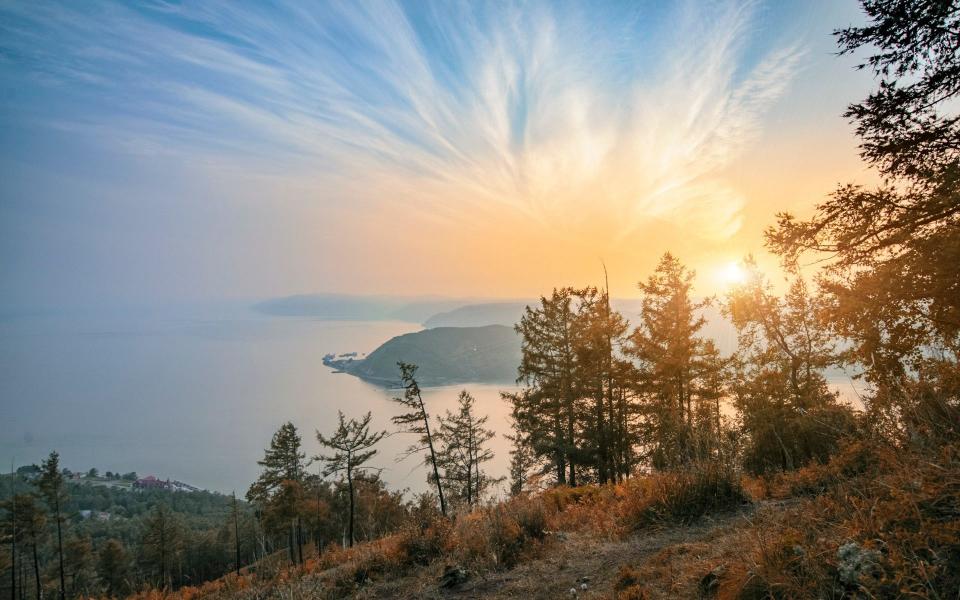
[315,411,385,547]
[391,362,448,516]
[37,451,67,600]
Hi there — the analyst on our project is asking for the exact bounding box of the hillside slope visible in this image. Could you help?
[336,325,522,386]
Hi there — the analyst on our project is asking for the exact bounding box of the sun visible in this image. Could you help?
[718,261,748,287]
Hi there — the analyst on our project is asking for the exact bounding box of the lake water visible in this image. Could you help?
[0,306,865,497]
[0,307,517,496]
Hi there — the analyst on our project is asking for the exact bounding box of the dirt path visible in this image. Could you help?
[359,504,761,599]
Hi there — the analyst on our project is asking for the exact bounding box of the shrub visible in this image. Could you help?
[614,565,650,599]
[622,461,750,529]
[742,404,858,476]
[395,517,451,566]
[778,439,881,498]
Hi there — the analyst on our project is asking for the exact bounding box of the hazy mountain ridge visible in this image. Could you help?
[423,299,739,354]
[253,294,475,323]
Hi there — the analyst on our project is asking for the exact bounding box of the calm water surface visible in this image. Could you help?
[0,306,864,496]
[0,307,517,496]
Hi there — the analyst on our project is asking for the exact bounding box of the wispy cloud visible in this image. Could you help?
[1,0,801,243]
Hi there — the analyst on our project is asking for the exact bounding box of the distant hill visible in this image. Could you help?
[423,302,529,328]
[419,300,739,355]
[254,294,473,323]
[327,325,521,386]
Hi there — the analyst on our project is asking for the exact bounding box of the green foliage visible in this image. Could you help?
[435,391,499,509]
[727,263,858,474]
[628,253,726,470]
[391,362,448,516]
[766,0,960,444]
[246,422,306,505]
[315,411,386,547]
[511,285,639,486]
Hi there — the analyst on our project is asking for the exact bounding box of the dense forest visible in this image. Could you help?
[3,0,959,598]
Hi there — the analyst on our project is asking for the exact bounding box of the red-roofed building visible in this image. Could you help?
[134,475,170,489]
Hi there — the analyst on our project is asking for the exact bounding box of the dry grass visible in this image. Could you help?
[120,440,959,599]
[611,440,960,599]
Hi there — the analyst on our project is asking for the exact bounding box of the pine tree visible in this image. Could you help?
[391,362,448,516]
[230,494,241,577]
[247,422,307,564]
[63,536,98,598]
[36,452,66,600]
[766,0,960,438]
[315,411,385,547]
[2,495,46,600]
[96,539,130,598]
[141,504,182,590]
[572,286,637,483]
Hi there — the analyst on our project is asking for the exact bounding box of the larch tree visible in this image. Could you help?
[726,260,856,473]
[436,391,498,509]
[315,411,385,547]
[627,253,714,469]
[512,288,580,485]
[391,362,448,516]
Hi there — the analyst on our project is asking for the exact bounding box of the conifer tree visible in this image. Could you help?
[230,493,240,577]
[436,391,498,508]
[36,452,66,600]
[63,536,97,598]
[513,288,580,485]
[628,253,714,469]
[1,494,44,600]
[573,286,637,483]
[247,422,307,564]
[315,411,385,547]
[96,539,130,598]
[141,503,181,590]
[766,0,960,436]
[726,261,855,473]
[391,362,448,516]
[504,409,536,496]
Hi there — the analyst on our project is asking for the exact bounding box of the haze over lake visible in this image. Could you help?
[0,306,516,495]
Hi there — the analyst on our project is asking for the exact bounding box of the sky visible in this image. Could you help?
[0,0,878,310]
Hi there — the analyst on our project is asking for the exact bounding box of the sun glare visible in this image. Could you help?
[718,261,747,287]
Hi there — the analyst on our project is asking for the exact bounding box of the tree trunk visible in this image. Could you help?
[31,543,41,600]
[420,398,447,517]
[296,518,304,564]
[315,487,323,556]
[233,495,240,577]
[54,498,64,600]
[347,464,355,548]
[287,522,294,563]
[159,526,166,591]
[10,509,15,600]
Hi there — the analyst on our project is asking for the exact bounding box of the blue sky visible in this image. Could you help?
[0,0,874,309]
